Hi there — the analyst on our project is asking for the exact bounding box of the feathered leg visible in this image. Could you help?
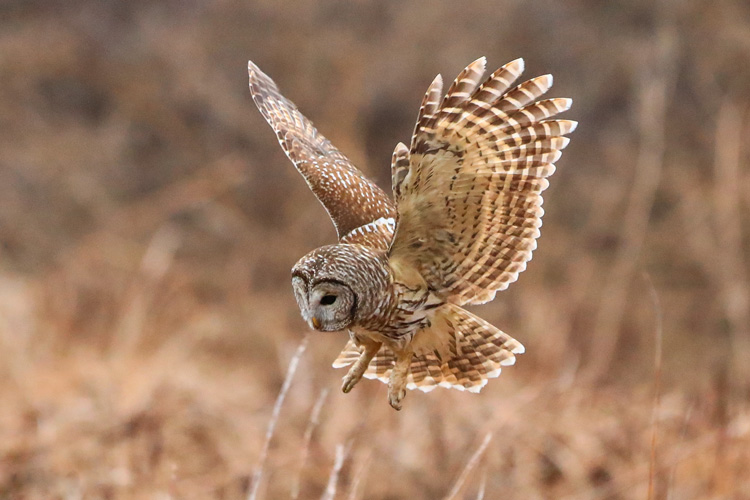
[341,337,381,393]
[388,347,413,410]
[332,307,525,402]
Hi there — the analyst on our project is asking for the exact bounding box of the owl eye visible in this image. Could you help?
[320,294,337,306]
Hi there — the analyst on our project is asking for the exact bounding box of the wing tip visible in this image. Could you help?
[470,56,488,73]
[511,342,526,355]
[508,57,525,74]
[414,383,438,393]
[556,97,573,112]
[247,60,275,100]
[248,60,262,81]
[467,383,484,394]
[500,355,517,367]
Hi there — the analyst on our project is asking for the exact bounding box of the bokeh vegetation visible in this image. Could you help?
[1,0,749,498]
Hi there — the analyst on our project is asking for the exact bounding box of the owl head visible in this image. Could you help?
[291,244,389,332]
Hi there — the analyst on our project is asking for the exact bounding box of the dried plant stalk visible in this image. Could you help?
[248,337,309,500]
[444,433,493,500]
[291,388,329,500]
[585,24,677,381]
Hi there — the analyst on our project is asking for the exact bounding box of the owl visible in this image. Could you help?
[248,57,575,410]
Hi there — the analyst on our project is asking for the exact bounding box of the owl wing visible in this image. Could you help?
[248,61,396,240]
[388,57,576,305]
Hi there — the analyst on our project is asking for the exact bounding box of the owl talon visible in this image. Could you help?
[388,388,406,411]
[341,373,359,393]
[387,348,411,411]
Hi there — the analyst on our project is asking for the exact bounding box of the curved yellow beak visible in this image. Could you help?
[311,317,321,329]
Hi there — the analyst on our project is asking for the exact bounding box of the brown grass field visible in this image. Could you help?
[1,0,749,498]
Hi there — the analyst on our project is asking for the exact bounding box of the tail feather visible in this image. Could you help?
[332,305,523,393]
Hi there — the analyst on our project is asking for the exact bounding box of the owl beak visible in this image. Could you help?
[311,316,321,330]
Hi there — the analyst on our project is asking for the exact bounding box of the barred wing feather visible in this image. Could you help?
[389,57,576,305]
[248,61,395,240]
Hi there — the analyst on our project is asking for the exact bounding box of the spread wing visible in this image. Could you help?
[388,57,576,305]
[248,61,396,240]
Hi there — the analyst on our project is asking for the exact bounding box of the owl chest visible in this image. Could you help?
[354,284,443,350]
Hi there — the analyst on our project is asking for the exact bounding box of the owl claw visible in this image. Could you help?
[341,373,359,393]
[388,387,406,411]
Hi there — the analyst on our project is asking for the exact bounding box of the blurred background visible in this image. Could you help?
[1,0,749,498]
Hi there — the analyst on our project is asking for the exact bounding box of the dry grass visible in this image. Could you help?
[1,0,749,498]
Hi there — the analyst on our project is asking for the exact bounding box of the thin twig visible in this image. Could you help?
[347,449,372,500]
[443,433,493,500]
[645,273,664,500]
[585,26,677,380]
[475,467,487,500]
[712,99,750,380]
[584,22,677,381]
[321,443,348,500]
[666,403,694,500]
[291,388,329,500]
[248,336,309,500]
[112,225,180,357]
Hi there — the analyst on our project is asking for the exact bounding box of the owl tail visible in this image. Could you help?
[332,304,524,393]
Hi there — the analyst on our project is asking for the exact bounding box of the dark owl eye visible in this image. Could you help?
[320,294,337,306]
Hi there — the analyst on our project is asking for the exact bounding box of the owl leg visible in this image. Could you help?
[342,338,381,394]
[388,347,413,411]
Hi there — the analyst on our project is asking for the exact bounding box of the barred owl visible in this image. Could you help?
[248,57,575,410]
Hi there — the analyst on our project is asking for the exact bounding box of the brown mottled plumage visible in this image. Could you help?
[248,57,575,410]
